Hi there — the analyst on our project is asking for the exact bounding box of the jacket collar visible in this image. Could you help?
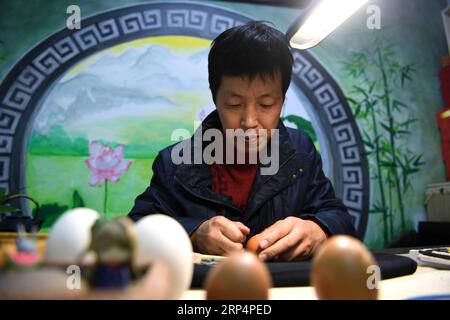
[174,110,298,218]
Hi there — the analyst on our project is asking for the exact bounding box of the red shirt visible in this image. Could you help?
[211,163,258,212]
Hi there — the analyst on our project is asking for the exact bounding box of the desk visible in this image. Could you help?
[181,264,450,300]
[1,233,449,300]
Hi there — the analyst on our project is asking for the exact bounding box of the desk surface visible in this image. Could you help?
[182,259,450,300]
[1,233,449,300]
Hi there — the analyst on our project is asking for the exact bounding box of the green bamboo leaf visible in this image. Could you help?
[346,97,359,106]
[380,122,391,133]
[370,98,379,108]
[355,105,363,118]
[380,160,397,168]
[390,60,401,69]
[352,85,369,98]
[408,64,417,74]
[0,205,20,213]
[383,49,395,59]
[368,81,377,94]
[370,203,384,213]
[401,71,412,87]
[281,115,318,142]
[72,190,85,208]
[392,99,408,112]
[363,139,374,149]
[372,133,382,143]
[362,130,375,143]
[400,118,417,128]
[413,154,425,167]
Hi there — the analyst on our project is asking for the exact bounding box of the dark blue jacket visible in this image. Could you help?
[128,111,356,239]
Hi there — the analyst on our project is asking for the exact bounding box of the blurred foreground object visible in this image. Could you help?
[204,251,272,300]
[311,235,378,300]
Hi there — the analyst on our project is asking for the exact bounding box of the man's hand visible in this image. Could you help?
[257,217,327,261]
[190,216,250,256]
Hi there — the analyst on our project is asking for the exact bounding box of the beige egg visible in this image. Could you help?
[45,208,100,265]
[135,214,193,299]
[204,251,272,300]
[311,235,379,300]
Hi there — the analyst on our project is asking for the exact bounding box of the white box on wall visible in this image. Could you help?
[425,182,450,221]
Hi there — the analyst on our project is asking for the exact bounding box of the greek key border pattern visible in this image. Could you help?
[0,5,246,188]
[292,51,365,228]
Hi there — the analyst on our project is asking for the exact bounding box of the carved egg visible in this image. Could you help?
[45,208,100,265]
[135,214,193,299]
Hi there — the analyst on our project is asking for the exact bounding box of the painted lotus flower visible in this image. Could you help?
[85,141,131,186]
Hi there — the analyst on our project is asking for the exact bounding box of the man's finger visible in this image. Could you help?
[277,240,310,261]
[221,220,247,243]
[234,221,250,235]
[218,232,244,254]
[259,229,303,261]
[258,221,291,250]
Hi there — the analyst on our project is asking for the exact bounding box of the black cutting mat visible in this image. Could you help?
[190,252,417,288]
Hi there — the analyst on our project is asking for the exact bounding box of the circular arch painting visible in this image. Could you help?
[0,2,369,237]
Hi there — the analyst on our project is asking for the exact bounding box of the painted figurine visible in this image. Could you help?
[3,225,41,270]
[86,217,139,289]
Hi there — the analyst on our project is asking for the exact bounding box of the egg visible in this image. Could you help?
[45,208,100,265]
[135,214,193,299]
[246,234,263,254]
[310,235,378,300]
[204,251,272,300]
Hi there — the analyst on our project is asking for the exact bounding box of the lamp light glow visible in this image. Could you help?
[288,0,369,50]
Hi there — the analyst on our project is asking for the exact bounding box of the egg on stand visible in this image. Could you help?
[0,208,99,299]
[204,251,272,300]
[135,214,194,299]
[83,216,171,300]
[310,235,379,300]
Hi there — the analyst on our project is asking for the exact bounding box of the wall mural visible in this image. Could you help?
[0,3,369,238]
[342,33,425,246]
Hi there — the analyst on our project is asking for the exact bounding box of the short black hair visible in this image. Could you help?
[208,21,293,103]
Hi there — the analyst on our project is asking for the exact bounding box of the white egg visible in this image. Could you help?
[45,208,100,265]
[135,214,193,299]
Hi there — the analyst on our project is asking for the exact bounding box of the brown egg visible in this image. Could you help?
[311,235,379,300]
[246,234,263,254]
[204,251,272,300]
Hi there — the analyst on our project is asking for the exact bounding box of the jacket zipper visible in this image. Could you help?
[174,175,242,214]
[248,151,296,200]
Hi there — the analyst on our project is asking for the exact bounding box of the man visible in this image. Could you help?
[129,21,356,261]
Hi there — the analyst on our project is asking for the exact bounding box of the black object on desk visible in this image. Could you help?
[190,252,417,288]
[418,221,450,246]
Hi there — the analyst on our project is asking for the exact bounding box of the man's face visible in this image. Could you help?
[215,72,284,153]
